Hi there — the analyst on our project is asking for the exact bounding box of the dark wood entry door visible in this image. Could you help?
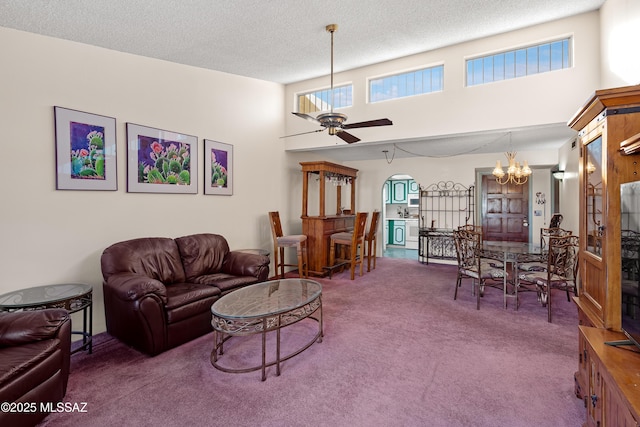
[481,175,529,242]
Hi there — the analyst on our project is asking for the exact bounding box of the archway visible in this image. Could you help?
[381,174,420,260]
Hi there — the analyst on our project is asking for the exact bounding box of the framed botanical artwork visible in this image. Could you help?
[54,107,117,190]
[126,123,198,194]
[204,139,233,195]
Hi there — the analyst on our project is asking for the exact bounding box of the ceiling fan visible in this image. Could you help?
[283,24,393,144]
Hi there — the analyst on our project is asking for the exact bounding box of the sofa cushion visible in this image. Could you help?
[175,234,230,280]
[101,237,186,284]
[164,282,221,324]
[192,273,260,293]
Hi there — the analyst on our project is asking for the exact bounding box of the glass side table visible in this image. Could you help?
[0,283,93,354]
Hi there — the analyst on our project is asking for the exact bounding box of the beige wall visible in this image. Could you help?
[0,27,287,334]
[600,0,640,87]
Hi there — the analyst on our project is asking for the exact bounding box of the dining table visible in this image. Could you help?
[481,240,543,310]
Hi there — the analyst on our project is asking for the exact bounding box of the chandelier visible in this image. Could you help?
[492,151,531,185]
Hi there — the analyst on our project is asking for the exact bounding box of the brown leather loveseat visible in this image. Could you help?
[0,309,71,427]
[101,233,270,356]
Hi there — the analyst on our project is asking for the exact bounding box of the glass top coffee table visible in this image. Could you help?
[210,278,323,381]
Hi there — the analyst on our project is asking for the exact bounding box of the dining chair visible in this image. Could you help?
[518,227,571,272]
[364,211,381,272]
[329,212,368,280]
[453,229,507,309]
[268,211,308,279]
[517,234,579,322]
[457,225,504,269]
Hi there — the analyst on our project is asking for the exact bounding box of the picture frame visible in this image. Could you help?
[54,106,117,190]
[204,139,233,196]
[126,123,198,194]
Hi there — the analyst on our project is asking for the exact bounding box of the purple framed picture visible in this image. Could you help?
[204,139,233,195]
[126,123,198,194]
[54,107,117,190]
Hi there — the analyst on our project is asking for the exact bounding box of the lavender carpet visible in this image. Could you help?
[40,258,584,426]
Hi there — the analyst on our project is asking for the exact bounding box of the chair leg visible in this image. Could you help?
[454,275,461,300]
[279,247,285,279]
[302,241,308,278]
[372,239,377,270]
[296,242,304,279]
[358,244,364,277]
[350,243,357,280]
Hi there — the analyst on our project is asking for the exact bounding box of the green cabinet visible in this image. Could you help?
[391,181,408,203]
[408,180,419,194]
[388,220,405,245]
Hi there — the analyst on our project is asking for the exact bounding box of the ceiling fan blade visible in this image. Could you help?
[292,112,320,125]
[337,130,360,144]
[343,118,393,129]
[280,129,325,139]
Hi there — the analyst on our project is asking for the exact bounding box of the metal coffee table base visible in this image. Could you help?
[211,297,322,381]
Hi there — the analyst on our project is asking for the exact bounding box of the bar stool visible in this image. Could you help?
[329,212,368,280]
[364,210,381,272]
[268,211,308,278]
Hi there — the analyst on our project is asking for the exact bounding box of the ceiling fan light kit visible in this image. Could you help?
[284,24,393,144]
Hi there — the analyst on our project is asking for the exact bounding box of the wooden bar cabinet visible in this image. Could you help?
[300,161,358,276]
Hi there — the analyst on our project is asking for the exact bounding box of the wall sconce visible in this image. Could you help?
[552,170,565,180]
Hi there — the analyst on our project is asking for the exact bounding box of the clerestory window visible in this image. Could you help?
[369,65,444,103]
[297,84,352,114]
[466,37,571,86]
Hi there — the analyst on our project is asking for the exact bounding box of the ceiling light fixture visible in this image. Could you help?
[492,133,531,185]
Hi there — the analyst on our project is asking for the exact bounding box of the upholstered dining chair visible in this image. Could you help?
[364,210,381,272]
[268,211,308,279]
[518,227,572,272]
[329,212,368,280]
[517,234,579,322]
[453,229,507,310]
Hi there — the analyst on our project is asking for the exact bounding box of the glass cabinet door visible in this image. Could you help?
[585,136,603,257]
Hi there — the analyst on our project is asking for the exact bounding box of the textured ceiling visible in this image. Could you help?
[0,0,604,84]
[0,0,605,161]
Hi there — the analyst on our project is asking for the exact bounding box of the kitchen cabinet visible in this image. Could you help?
[387,179,418,204]
[391,181,408,204]
[384,181,391,204]
[408,180,419,194]
[388,220,405,245]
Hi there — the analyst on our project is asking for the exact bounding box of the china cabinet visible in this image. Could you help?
[569,85,640,426]
[569,85,640,329]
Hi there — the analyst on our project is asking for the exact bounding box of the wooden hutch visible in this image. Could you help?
[300,161,358,276]
[568,85,640,426]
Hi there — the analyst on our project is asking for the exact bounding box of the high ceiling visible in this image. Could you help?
[0,0,605,160]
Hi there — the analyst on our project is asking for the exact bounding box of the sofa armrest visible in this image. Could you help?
[0,308,70,347]
[104,273,168,304]
[223,252,270,281]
